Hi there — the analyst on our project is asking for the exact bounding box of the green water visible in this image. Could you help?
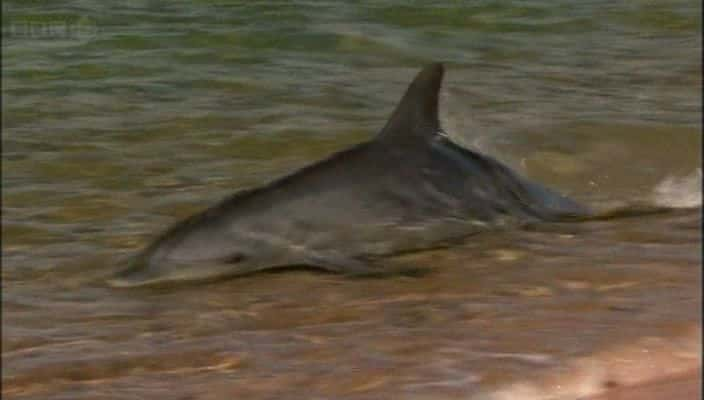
[2,1,701,399]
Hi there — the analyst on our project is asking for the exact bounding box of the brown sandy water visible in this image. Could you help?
[2,1,701,399]
[3,204,700,399]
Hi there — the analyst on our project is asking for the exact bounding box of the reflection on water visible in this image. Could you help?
[2,0,701,399]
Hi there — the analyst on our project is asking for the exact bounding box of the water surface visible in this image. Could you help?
[2,1,701,399]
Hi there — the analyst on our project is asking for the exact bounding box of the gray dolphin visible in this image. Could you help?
[110,63,589,287]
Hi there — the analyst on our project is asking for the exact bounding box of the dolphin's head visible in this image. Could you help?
[107,224,285,288]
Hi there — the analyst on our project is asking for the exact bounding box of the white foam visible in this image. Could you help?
[652,168,702,208]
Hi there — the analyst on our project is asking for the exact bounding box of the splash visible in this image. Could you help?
[652,168,702,208]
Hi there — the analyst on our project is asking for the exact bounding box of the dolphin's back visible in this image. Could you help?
[428,137,589,221]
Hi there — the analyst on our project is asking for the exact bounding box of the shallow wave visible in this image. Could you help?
[652,168,702,208]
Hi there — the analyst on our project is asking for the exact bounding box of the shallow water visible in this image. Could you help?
[2,1,702,399]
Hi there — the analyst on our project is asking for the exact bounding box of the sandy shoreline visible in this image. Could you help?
[585,369,701,400]
[483,325,701,400]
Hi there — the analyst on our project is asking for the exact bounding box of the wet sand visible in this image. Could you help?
[585,369,701,400]
[483,325,701,400]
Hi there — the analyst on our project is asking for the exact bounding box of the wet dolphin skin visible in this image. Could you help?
[110,63,589,287]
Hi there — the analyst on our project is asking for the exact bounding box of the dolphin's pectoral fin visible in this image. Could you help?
[348,261,433,279]
[303,253,379,275]
[303,253,431,279]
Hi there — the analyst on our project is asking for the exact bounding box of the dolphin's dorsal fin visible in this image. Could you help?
[377,63,444,144]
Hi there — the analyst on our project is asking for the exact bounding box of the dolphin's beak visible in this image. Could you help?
[106,276,138,288]
[106,258,253,288]
[107,258,156,288]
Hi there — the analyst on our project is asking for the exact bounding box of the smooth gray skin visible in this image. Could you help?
[110,63,589,287]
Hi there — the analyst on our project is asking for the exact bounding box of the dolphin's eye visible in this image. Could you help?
[224,253,246,264]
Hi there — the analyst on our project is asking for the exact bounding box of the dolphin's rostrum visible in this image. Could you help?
[111,63,589,287]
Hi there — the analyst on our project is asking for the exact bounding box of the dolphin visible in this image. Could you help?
[110,63,590,287]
